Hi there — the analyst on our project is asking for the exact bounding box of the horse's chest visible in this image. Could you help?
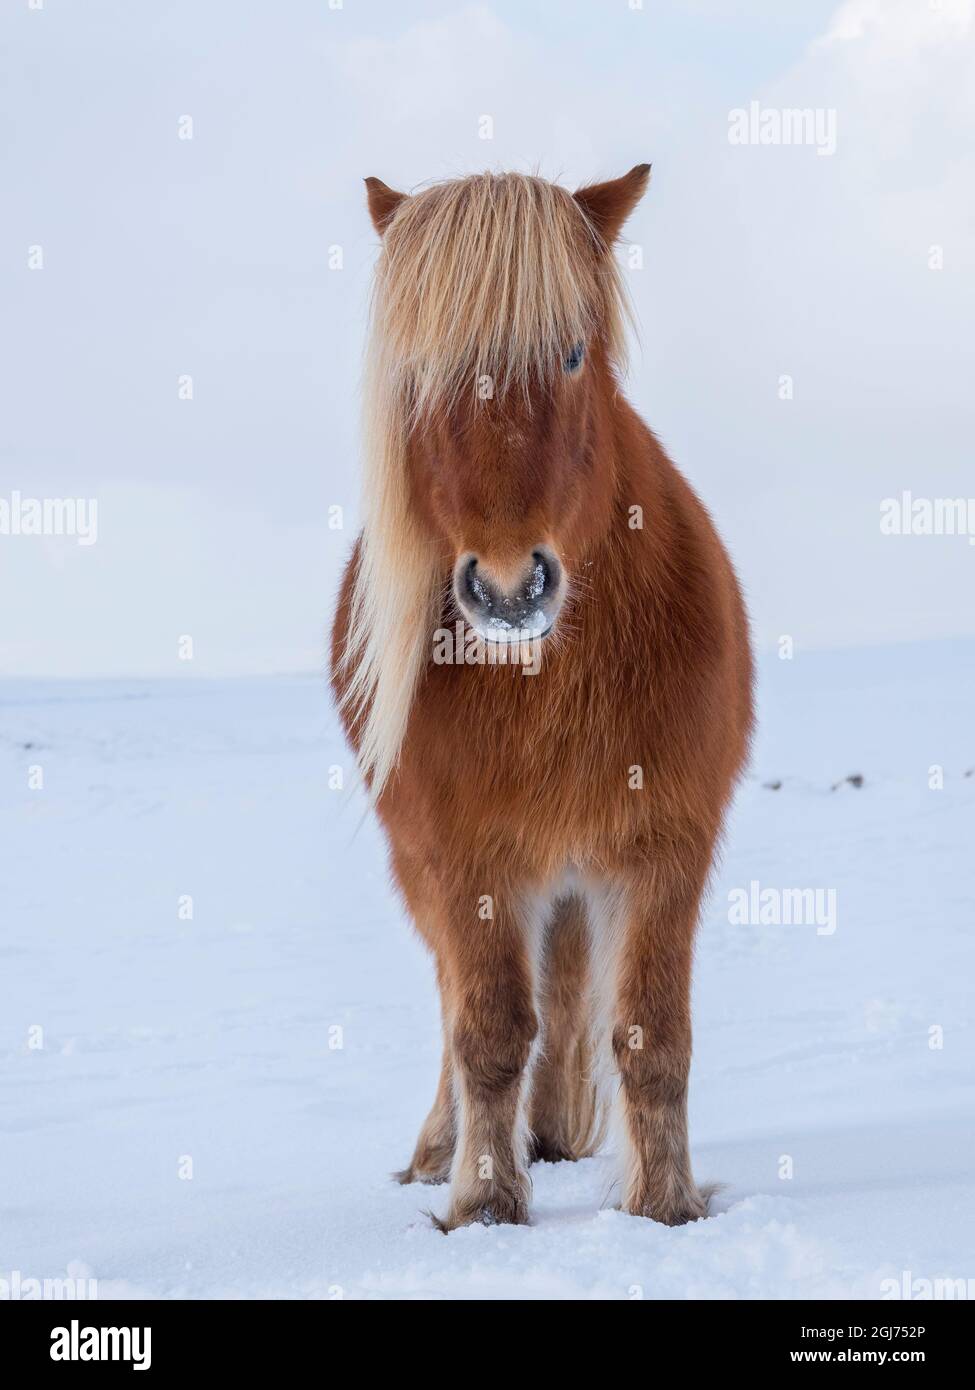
[402,659,652,843]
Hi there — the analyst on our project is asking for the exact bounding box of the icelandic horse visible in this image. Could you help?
[331,167,753,1229]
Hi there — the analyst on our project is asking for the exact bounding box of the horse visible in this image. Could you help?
[331,166,753,1230]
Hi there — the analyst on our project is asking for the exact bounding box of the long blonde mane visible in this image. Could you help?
[344,172,629,794]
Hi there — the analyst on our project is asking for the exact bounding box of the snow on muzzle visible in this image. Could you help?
[453,547,564,643]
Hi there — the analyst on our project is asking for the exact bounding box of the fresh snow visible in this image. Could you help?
[2,639,973,1300]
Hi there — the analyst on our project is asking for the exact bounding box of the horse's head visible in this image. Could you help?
[364,167,650,645]
[347,168,650,790]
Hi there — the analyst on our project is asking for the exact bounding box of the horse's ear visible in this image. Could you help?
[574,163,651,244]
[365,177,407,235]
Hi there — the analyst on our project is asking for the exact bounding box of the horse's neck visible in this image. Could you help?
[591,390,662,556]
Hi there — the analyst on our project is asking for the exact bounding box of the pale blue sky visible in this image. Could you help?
[2,0,972,675]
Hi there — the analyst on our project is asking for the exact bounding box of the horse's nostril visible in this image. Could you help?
[529,554,548,599]
[463,555,490,607]
[529,550,558,601]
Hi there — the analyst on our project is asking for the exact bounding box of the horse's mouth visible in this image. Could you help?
[469,613,552,644]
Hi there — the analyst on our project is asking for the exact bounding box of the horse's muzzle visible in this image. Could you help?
[453,546,563,643]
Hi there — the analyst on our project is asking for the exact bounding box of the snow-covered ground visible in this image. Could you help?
[2,639,973,1300]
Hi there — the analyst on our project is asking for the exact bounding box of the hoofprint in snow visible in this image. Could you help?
[1,639,973,1300]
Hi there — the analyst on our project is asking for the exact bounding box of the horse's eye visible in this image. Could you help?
[564,343,585,373]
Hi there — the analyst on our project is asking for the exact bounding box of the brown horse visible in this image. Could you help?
[331,167,753,1230]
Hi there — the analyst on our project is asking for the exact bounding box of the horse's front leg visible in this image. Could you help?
[436,877,539,1231]
[611,857,712,1226]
